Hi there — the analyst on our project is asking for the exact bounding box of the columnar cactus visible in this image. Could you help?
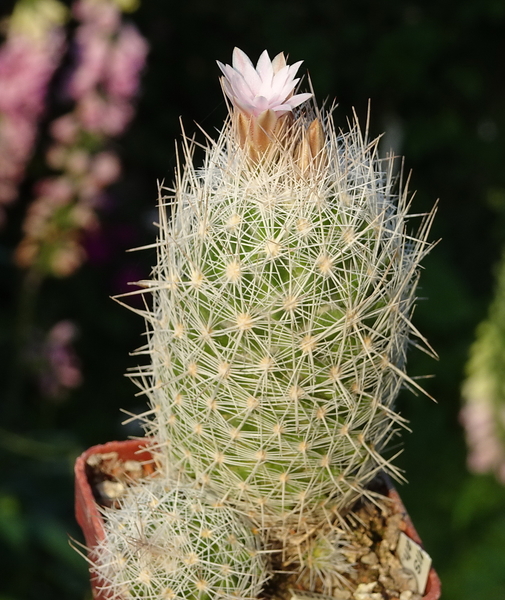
[135,48,434,534]
[91,48,435,599]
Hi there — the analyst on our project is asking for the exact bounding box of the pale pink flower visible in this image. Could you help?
[40,319,83,398]
[24,319,82,400]
[101,99,134,136]
[90,151,121,186]
[50,114,79,144]
[14,0,148,271]
[50,242,85,277]
[66,149,90,175]
[72,0,120,32]
[35,176,75,203]
[104,23,149,99]
[67,25,110,99]
[78,92,133,135]
[76,91,106,132]
[0,32,64,115]
[1,114,37,161]
[460,403,505,477]
[217,47,312,117]
[0,29,65,216]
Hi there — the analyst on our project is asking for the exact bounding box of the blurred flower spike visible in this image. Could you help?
[12,0,149,277]
[0,0,67,219]
[38,320,83,400]
[217,47,312,118]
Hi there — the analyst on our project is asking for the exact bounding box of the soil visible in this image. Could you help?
[86,453,424,600]
[338,497,423,600]
[85,450,157,508]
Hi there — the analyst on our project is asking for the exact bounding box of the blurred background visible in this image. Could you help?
[1,0,505,598]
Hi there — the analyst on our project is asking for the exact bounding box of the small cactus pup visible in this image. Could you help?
[92,477,267,600]
[135,46,435,545]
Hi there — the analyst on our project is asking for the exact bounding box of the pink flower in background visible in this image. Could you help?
[50,114,80,144]
[67,25,110,99]
[72,0,120,32]
[90,151,122,186]
[37,320,83,399]
[0,34,63,115]
[35,176,75,202]
[104,24,149,98]
[67,16,147,134]
[0,27,65,218]
[2,0,148,409]
[1,114,37,165]
[217,47,312,117]
[460,402,505,484]
[77,93,134,135]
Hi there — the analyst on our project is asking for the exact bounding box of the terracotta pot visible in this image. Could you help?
[75,439,441,600]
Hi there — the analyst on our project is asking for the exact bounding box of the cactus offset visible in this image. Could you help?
[132,49,435,534]
[92,478,267,600]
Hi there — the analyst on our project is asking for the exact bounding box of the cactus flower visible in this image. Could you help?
[217,47,312,118]
[217,48,313,160]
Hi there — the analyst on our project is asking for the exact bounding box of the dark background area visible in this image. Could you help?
[1,0,505,598]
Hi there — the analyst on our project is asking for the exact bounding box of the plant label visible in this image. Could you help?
[397,531,432,594]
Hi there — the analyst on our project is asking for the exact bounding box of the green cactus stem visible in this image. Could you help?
[130,104,435,531]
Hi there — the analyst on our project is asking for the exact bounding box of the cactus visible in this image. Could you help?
[92,48,435,598]
[92,477,267,600]
[134,49,434,533]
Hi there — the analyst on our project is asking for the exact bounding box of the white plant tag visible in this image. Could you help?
[396,531,432,594]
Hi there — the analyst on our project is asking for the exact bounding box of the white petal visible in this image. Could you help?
[232,47,254,72]
[271,52,286,74]
[286,60,304,81]
[221,76,234,99]
[278,77,300,100]
[232,47,262,94]
[253,95,270,114]
[270,65,292,98]
[222,62,257,103]
[286,92,312,109]
[256,50,273,83]
[285,63,304,93]
[270,103,293,113]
